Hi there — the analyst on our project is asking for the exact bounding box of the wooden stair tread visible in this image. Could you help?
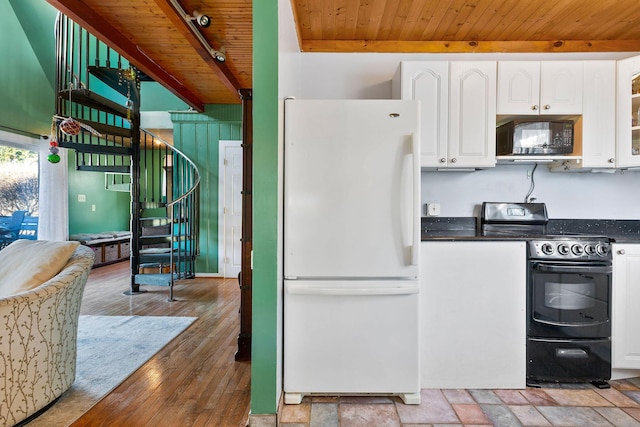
[59,88,129,118]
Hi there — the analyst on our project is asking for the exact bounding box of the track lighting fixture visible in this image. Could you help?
[213,46,226,62]
[189,10,211,28]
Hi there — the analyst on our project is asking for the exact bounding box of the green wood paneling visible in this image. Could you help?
[171,107,242,274]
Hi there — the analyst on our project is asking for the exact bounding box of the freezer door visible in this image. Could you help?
[284,99,421,279]
[284,280,420,396]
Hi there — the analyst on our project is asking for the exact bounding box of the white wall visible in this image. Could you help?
[290,51,640,220]
[422,165,640,219]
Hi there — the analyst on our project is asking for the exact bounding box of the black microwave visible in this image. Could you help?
[497,120,574,155]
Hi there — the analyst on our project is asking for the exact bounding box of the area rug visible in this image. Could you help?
[26,315,197,427]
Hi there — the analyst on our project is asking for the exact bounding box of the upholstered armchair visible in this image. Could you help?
[0,243,94,427]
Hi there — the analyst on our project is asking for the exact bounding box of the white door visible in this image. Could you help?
[448,61,497,168]
[616,55,640,168]
[284,279,419,399]
[396,61,449,167]
[220,141,242,278]
[540,61,583,114]
[582,61,616,168]
[497,61,541,115]
[612,244,640,369]
[284,99,420,279]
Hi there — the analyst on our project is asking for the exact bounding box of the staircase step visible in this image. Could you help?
[77,165,130,173]
[133,273,175,287]
[140,201,167,209]
[141,235,171,245]
[59,88,129,118]
[58,141,132,156]
[140,217,171,226]
[75,118,133,139]
[139,249,196,264]
[88,66,140,102]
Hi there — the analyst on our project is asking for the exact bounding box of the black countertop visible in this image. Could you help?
[421,217,640,243]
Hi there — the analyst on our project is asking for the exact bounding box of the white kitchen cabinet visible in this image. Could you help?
[393,61,496,168]
[581,61,617,169]
[420,241,526,388]
[448,61,497,168]
[612,244,640,369]
[497,61,583,115]
[392,61,449,167]
[616,55,640,168]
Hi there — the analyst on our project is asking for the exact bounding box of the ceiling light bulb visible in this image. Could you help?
[214,47,226,62]
[192,10,211,28]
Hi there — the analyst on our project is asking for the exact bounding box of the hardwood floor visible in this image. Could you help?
[70,261,250,427]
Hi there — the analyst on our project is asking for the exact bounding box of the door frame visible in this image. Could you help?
[218,140,242,277]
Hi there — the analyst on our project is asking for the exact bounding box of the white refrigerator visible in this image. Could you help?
[283,99,421,405]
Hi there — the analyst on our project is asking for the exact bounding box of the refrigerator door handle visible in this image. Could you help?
[411,132,420,266]
[286,285,419,296]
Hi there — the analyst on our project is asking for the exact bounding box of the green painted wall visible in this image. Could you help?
[251,0,280,416]
[67,152,131,235]
[141,82,189,111]
[171,105,242,274]
[1,0,57,136]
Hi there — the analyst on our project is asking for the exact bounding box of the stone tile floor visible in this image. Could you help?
[279,378,640,426]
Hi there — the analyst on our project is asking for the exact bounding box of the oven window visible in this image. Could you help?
[531,269,609,326]
[544,282,595,310]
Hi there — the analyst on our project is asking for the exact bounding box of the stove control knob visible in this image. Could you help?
[584,244,596,256]
[596,244,610,257]
[541,243,554,255]
[557,243,570,256]
[571,244,584,256]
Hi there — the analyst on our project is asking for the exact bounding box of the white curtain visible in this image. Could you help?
[38,138,69,241]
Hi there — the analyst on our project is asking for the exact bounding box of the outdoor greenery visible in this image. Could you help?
[0,147,38,216]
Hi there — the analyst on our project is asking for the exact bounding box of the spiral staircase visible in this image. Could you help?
[53,13,200,301]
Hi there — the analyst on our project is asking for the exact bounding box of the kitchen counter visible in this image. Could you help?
[422,217,640,243]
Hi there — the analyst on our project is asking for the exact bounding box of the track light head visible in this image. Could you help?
[191,10,211,28]
[213,46,226,62]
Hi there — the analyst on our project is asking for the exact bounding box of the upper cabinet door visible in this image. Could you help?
[581,61,616,169]
[393,62,449,167]
[497,61,541,115]
[449,61,497,168]
[616,55,640,168]
[497,61,583,115]
[539,61,583,115]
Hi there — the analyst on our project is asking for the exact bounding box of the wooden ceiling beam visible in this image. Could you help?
[301,39,640,53]
[154,0,242,100]
[45,0,206,112]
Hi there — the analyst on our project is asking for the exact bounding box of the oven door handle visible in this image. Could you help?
[533,263,612,274]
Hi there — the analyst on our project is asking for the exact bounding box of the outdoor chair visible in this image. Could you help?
[0,211,27,249]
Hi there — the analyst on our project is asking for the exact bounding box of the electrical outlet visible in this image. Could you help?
[427,203,441,217]
[78,194,86,202]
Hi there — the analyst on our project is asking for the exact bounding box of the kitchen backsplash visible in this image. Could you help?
[421,164,640,219]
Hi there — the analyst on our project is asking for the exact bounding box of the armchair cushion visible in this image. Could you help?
[0,240,80,298]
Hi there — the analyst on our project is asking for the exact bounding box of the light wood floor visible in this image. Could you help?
[70,261,251,427]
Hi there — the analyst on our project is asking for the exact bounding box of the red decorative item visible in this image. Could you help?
[59,117,82,135]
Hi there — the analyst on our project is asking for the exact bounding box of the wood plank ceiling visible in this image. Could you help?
[45,0,640,111]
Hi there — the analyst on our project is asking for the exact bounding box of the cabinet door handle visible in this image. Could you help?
[450,158,457,163]
[618,249,626,255]
[439,158,446,163]
[531,105,539,111]
[544,105,551,110]
[608,158,615,163]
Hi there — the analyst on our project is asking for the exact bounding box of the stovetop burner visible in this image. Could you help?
[480,202,611,261]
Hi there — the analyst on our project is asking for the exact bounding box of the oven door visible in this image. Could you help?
[528,261,611,339]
